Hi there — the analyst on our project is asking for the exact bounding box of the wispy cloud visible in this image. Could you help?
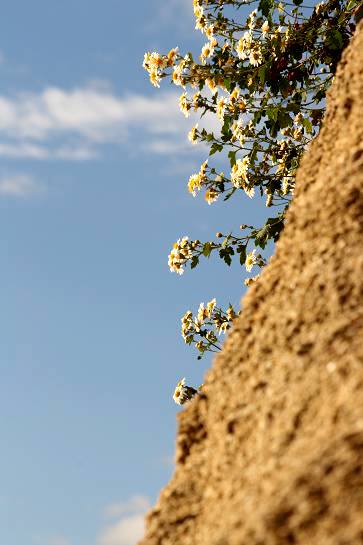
[98,495,151,545]
[104,495,151,519]
[0,84,207,161]
[33,495,151,545]
[0,143,49,159]
[145,0,193,32]
[0,174,41,197]
[98,513,146,545]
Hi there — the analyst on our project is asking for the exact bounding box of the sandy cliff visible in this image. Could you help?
[140,22,363,545]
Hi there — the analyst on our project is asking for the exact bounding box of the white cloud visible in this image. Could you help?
[98,513,146,545]
[54,145,98,161]
[33,495,151,545]
[0,87,124,141]
[0,87,186,159]
[104,495,151,519]
[0,174,41,197]
[98,495,151,545]
[0,142,49,159]
[146,0,194,31]
[145,138,195,155]
[0,85,207,160]
[0,142,97,161]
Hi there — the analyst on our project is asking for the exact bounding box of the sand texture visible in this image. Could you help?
[140,21,363,545]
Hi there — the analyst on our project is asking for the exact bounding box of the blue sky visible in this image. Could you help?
[0,2,271,544]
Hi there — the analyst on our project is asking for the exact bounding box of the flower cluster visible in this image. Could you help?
[168,229,267,276]
[236,30,264,67]
[181,298,239,358]
[173,378,198,405]
[143,0,355,213]
[230,156,254,198]
[142,48,178,87]
[168,236,195,275]
[142,0,357,375]
[187,160,208,197]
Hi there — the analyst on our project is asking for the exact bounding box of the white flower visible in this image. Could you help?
[173,378,198,405]
[231,156,250,188]
[217,97,226,122]
[168,236,193,274]
[200,42,214,63]
[315,1,325,14]
[218,321,229,335]
[244,184,255,198]
[261,20,270,34]
[206,298,216,316]
[197,302,207,323]
[205,188,219,205]
[245,249,258,272]
[179,92,190,117]
[236,31,253,60]
[249,46,263,67]
[188,124,199,144]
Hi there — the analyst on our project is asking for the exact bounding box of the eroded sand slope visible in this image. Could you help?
[140,22,363,545]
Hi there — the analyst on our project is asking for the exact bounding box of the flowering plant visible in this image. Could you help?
[143,0,358,392]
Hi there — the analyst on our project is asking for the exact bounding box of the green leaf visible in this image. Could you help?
[228,150,237,167]
[191,256,199,269]
[313,89,326,104]
[209,143,223,156]
[223,78,231,92]
[287,103,300,115]
[258,0,273,17]
[326,29,343,51]
[202,242,213,257]
[267,107,278,122]
[224,254,232,266]
[221,235,231,249]
[254,110,262,124]
[219,248,234,266]
[302,117,313,134]
[279,79,291,98]
[277,110,293,129]
[254,225,269,249]
[258,65,267,86]
[223,188,236,201]
[266,216,284,242]
[238,245,247,266]
[250,145,258,165]
[347,0,358,9]
[221,116,231,136]
[254,216,285,249]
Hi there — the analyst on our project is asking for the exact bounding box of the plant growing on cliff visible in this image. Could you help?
[143,0,358,377]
